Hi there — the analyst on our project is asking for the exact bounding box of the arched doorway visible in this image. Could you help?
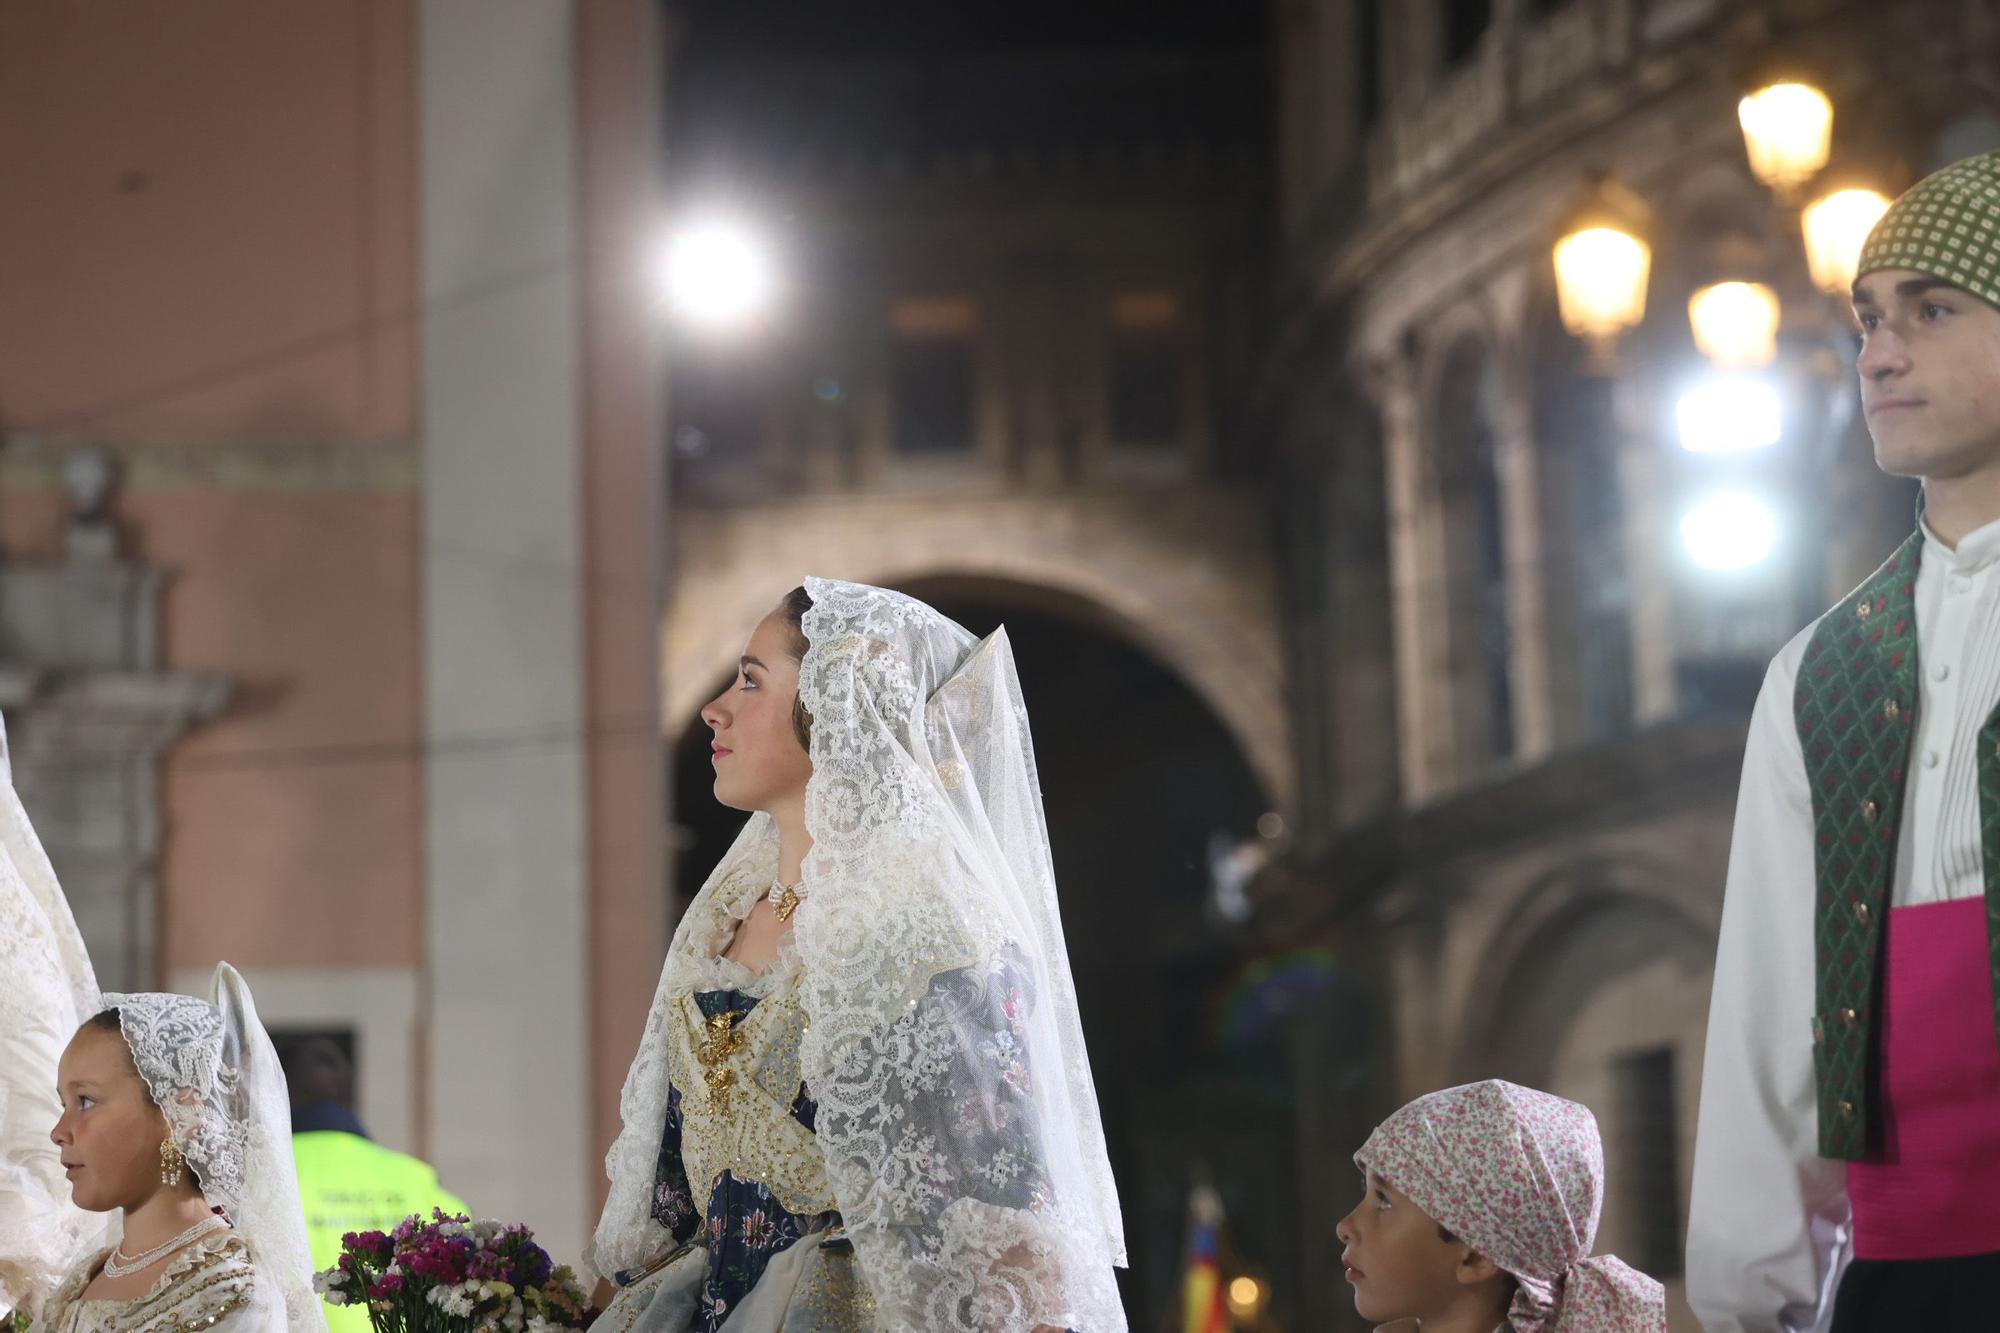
[668,578,1271,1325]
[1453,876,1713,1316]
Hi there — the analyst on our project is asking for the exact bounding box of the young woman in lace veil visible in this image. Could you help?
[40,963,324,1333]
[0,716,112,1324]
[588,580,1127,1332]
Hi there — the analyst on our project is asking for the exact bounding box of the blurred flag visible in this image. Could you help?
[1181,1182,1229,1333]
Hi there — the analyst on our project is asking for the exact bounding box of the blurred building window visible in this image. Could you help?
[1614,1047,1684,1279]
[1443,0,1492,65]
[891,294,979,456]
[1437,341,1515,767]
[1107,289,1184,448]
[671,361,768,474]
[1358,0,1384,129]
[1539,371,1634,743]
[1571,440,1634,741]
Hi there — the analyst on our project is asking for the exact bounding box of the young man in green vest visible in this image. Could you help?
[1688,149,2000,1332]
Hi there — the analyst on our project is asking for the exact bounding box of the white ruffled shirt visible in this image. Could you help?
[675,876,803,998]
[1688,516,2000,1331]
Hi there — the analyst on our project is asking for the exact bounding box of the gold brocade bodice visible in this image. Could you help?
[39,1232,261,1333]
[666,963,837,1224]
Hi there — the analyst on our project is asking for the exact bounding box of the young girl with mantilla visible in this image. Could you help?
[41,963,322,1333]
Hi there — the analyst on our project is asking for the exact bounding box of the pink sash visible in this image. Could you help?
[1847,898,2000,1259]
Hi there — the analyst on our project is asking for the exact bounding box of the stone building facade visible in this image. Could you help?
[658,30,1290,818]
[1258,0,2000,1326]
[1,0,666,1265]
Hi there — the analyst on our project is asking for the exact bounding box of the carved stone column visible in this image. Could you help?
[1374,344,1454,803]
[1488,269,1557,762]
[0,448,230,992]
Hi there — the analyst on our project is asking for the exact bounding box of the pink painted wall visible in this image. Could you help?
[0,493,70,558]
[136,491,424,967]
[0,0,416,440]
[0,1,424,974]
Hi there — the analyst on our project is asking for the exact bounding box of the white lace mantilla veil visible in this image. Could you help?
[591,578,1127,1331]
[0,712,113,1319]
[99,964,325,1333]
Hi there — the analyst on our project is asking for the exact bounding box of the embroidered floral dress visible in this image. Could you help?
[37,1231,272,1333]
[598,873,1061,1333]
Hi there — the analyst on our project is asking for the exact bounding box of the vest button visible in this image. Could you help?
[1853,900,1871,927]
[1861,800,1879,822]
[1884,699,1901,722]
[1841,1100,1857,1117]
[1857,602,1872,620]
[1842,1007,1860,1027]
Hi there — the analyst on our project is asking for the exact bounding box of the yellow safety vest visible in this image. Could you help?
[292,1132,470,1333]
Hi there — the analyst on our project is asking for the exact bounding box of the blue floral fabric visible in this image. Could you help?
[648,956,1073,1330]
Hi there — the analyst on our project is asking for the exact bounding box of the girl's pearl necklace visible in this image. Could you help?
[104,1213,228,1278]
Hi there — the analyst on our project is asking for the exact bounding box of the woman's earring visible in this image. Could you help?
[159,1138,184,1187]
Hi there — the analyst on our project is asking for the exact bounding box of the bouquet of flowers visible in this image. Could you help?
[312,1211,594,1333]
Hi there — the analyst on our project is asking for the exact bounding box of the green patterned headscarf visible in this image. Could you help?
[1856,150,2000,309]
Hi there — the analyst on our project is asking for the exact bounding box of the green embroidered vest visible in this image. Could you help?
[1793,527,2000,1159]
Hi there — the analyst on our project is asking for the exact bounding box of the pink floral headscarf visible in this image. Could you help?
[1353,1080,1665,1333]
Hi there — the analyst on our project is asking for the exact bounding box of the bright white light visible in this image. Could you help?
[658,218,774,331]
[1552,225,1651,343]
[1687,281,1781,370]
[1737,82,1834,193]
[1802,188,1892,295]
[1681,492,1778,571]
[1675,376,1782,454]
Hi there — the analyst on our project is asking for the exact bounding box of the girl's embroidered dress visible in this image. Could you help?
[39,1228,270,1333]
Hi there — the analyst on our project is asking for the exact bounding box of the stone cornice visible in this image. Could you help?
[0,436,419,492]
[1250,712,1751,944]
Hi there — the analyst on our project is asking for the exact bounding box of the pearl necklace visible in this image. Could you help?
[104,1214,228,1278]
[766,879,808,923]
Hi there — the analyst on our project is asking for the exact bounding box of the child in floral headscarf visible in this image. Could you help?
[1336,1080,1664,1333]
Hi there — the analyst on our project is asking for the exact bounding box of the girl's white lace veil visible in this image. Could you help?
[100,964,324,1333]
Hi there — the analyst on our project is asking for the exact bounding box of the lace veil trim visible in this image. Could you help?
[97,968,322,1333]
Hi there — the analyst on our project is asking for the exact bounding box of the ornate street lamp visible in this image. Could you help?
[1738,80,1834,199]
[1687,281,1783,370]
[1552,177,1655,371]
[1800,187,1893,295]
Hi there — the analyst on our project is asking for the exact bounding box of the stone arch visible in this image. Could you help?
[1449,853,1715,1087]
[1447,854,1716,1284]
[1647,159,1778,333]
[1415,298,1503,416]
[663,495,1291,805]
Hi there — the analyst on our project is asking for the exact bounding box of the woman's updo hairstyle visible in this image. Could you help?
[779,586,815,752]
